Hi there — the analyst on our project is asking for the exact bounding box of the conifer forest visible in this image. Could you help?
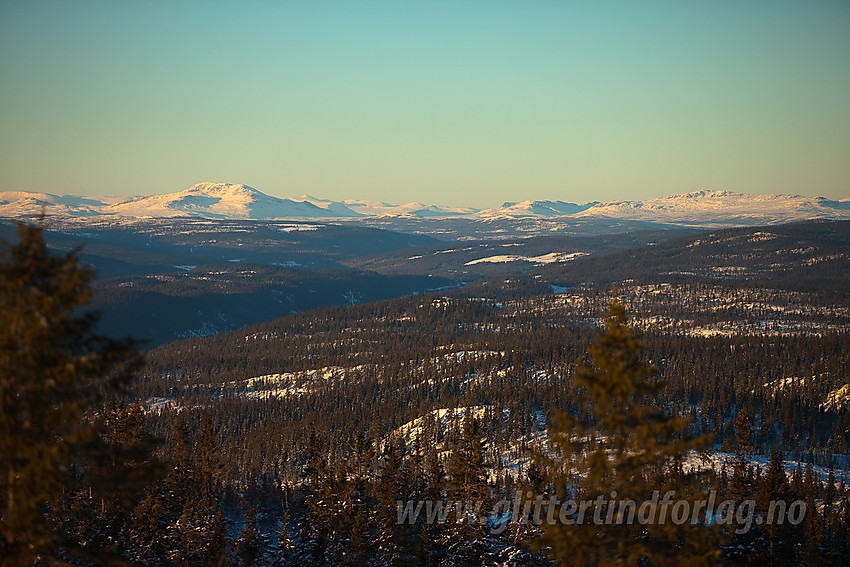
[2,219,849,566]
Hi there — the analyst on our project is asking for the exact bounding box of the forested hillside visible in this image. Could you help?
[92,264,455,346]
[4,222,849,565]
[538,220,850,291]
[138,283,850,476]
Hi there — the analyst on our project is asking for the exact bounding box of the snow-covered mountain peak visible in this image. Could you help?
[480,199,598,218]
[1,183,848,226]
[181,182,260,198]
[576,191,850,226]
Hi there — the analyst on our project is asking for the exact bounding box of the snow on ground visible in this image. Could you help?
[390,405,850,489]
[684,320,846,337]
[274,223,323,232]
[240,365,365,399]
[698,451,850,486]
[230,349,507,401]
[758,374,832,394]
[549,283,850,337]
[464,252,588,265]
[144,397,179,412]
[822,384,850,411]
[392,406,499,450]
[441,350,505,362]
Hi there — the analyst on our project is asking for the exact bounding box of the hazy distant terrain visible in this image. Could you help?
[538,220,850,292]
[3,183,849,229]
[4,213,847,345]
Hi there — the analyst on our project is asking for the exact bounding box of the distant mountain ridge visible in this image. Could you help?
[481,200,598,217]
[105,183,356,219]
[2,182,848,227]
[571,190,850,226]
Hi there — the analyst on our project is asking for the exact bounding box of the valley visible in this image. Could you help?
[3,190,849,564]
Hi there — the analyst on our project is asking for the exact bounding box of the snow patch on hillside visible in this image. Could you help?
[392,406,849,484]
[822,384,850,411]
[465,252,589,265]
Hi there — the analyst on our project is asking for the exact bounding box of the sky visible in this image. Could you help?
[1,1,848,207]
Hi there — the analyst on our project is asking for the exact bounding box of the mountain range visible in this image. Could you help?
[2,182,849,228]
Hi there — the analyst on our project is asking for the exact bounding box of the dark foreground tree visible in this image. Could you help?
[541,298,722,566]
[755,446,796,566]
[0,221,145,565]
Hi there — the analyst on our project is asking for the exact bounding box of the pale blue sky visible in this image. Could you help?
[1,1,848,206]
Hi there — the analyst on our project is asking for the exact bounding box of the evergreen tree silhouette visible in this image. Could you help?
[0,221,145,565]
[541,298,721,566]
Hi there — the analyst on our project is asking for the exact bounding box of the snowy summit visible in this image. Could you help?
[1,183,849,227]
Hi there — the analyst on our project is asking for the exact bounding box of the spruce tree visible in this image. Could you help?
[424,447,445,504]
[802,462,822,567]
[823,467,836,556]
[347,507,369,567]
[377,437,417,566]
[443,411,489,567]
[169,415,223,566]
[0,221,142,565]
[207,510,230,567]
[130,485,167,561]
[755,446,794,566]
[541,298,720,566]
[725,410,760,563]
[298,431,334,566]
[61,399,162,559]
[729,409,755,502]
[344,428,375,567]
[194,412,222,522]
[235,503,259,567]
[273,507,293,567]
[422,446,446,563]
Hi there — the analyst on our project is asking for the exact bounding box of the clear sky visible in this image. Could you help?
[1,1,848,207]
